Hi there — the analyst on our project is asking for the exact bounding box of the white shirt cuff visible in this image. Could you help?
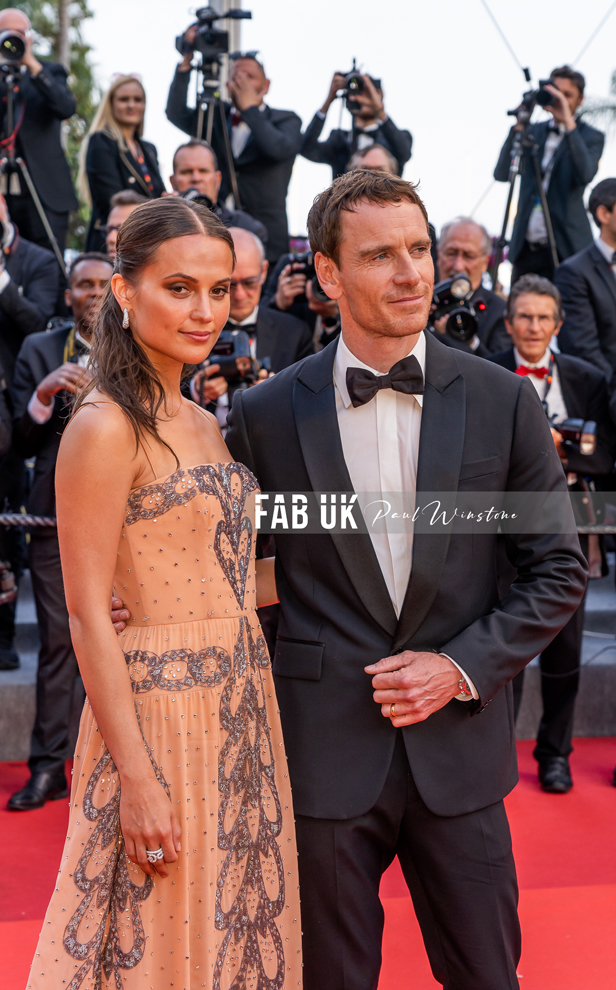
[27,390,54,424]
[439,653,479,701]
[316,110,326,119]
[0,269,10,294]
[468,335,481,352]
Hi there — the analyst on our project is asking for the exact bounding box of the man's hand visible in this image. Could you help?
[275,263,307,310]
[365,650,461,726]
[357,75,386,121]
[320,72,347,114]
[227,67,262,111]
[545,84,577,132]
[36,363,92,407]
[433,314,448,336]
[178,25,197,71]
[192,364,228,405]
[550,426,566,460]
[111,596,130,633]
[21,33,42,77]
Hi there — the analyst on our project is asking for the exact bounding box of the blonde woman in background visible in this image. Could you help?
[78,74,165,251]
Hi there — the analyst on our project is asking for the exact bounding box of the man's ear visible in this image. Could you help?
[260,259,269,283]
[169,175,178,192]
[504,318,513,337]
[553,320,563,337]
[261,78,271,97]
[64,287,71,310]
[314,252,342,300]
[214,171,222,197]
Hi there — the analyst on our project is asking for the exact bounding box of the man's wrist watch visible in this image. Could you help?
[458,676,472,698]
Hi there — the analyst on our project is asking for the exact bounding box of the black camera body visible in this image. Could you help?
[175,6,252,64]
[432,273,480,343]
[508,79,559,123]
[340,59,380,115]
[291,250,330,304]
[204,329,270,406]
[0,31,25,63]
[553,417,597,457]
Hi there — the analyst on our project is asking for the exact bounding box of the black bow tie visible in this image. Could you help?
[228,322,257,334]
[346,354,424,408]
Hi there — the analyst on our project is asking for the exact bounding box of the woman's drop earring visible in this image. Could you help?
[122,308,130,329]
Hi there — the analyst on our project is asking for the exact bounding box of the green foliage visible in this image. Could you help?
[0,0,98,249]
[579,70,616,133]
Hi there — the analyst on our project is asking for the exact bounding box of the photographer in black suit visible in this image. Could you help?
[8,253,113,810]
[0,8,78,255]
[166,43,301,262]
[494,66,604,284]
[225,170,586,989]
[301,70,412,179]
[489,274,614,793]
[556,178,616,378]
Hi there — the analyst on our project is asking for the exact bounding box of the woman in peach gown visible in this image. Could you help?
[27,197,302,990]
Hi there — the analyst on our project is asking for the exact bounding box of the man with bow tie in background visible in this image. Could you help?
[494,65,604,285]
[224,170,587,989]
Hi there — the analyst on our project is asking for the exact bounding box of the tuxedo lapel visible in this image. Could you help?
[392,334,466,650]
[554,354,586,419]
[255,310,280,367]
[590,244,616,309]
[293,341,398,636]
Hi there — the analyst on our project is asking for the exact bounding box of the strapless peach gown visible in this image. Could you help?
[27,462,302,990]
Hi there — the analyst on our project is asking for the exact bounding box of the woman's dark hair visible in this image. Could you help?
[74,196,235,459]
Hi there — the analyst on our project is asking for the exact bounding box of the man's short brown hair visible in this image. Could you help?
[550,65,585,96]
[507,273,564,323]
[307,169,429,266]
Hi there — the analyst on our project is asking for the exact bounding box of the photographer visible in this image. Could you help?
[489,274,615,793]
[169,138,267,242]
[433,217,509,355]
[0,8,78,255]
[166,39,301,262]
[494,66,604,284]
[190,227,313,426]
[301,71,412,179]
[104,189,148,260]
[8,252,113,810]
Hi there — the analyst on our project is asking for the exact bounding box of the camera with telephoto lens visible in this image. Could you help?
[508,79,559,124]
[551,417,597,457]
[431,273,481,343]
[175,6,252,65]
[340,59,381,115]
[203,329,270,406]
[291,250,330,303]
[0,31,25,63]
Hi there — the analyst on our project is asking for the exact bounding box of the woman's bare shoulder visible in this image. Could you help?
[64,391,134,448]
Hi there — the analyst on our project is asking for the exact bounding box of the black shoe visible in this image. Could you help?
[7,770,68,810]
[538,756,573,794]
[0,647,19,670]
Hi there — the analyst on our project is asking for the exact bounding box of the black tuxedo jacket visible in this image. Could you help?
[0,233,59,386]
[85,131,165,251]
[166,69,302,262]
[300,112,412,178]
[494,120,604,263]
[555,242,616,378]
[226,331,586,820]
[488,348,615,476]
[251,306,313,372]
[11,323,75,523]
[0,62,78,213]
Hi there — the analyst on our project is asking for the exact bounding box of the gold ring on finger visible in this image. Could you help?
[390,703,396,718]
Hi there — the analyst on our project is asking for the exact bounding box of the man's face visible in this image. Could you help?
[170,146,222,202]
[66,259,113,332]
[506,292,561,364]
[229,238,268,322]
[318,200,433,343]
[229,59,269,100]
[355,147,395,174]
[551,76,584,116]
[438,223,488,292]
[106,205,138,259]
[596,202,616,243]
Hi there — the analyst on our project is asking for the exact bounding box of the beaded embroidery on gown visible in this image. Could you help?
[27,461,302,990]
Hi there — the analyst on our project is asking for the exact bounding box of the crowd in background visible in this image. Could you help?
[1,2,616,811]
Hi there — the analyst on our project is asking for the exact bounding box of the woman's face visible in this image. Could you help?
[113,234,233,371]
[112,81,145,128]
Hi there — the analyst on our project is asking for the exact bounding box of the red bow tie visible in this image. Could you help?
[230,109,243,127]
[516,364,550,379]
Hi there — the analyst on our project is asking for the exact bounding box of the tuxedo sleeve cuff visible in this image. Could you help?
[439,652,479,701]
[27,391,54,424]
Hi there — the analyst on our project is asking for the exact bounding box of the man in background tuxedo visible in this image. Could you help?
[190,226,313,429]
[104,189,148,261]
[8,253,113,810]
[225,170,586,989]
[494,65,603,284]
[166,44,301,262]
[433,216,510,355]
[556,178,616,378]
[301,70,412,178]
[0,8,78,255]
[489,274,614,793]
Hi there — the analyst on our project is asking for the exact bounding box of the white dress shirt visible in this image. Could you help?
[27,329,91,425]
[333,332,477,700]
[595,236,616,277]
[231,102,266,159]
[526,123,565,243]
[513,346,568,422]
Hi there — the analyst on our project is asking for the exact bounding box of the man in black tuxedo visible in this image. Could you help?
[301,70,412,178]
[225,171,586,989]
[555,178,616,378]
[8,253,113,811]
[190,226,313,428]
[166,45,301,262]
[432,216,510,355]
[489,274,614,793]
[0,8,78,255]
[494,65,604,284]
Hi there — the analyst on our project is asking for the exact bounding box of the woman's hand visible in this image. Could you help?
[256,557,278,608]
[121,776,182,879]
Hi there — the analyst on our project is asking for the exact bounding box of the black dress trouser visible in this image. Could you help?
[28,534,83,777]
[295,733,521,990]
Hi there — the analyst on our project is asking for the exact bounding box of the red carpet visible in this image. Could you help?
[2,739,616,989]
